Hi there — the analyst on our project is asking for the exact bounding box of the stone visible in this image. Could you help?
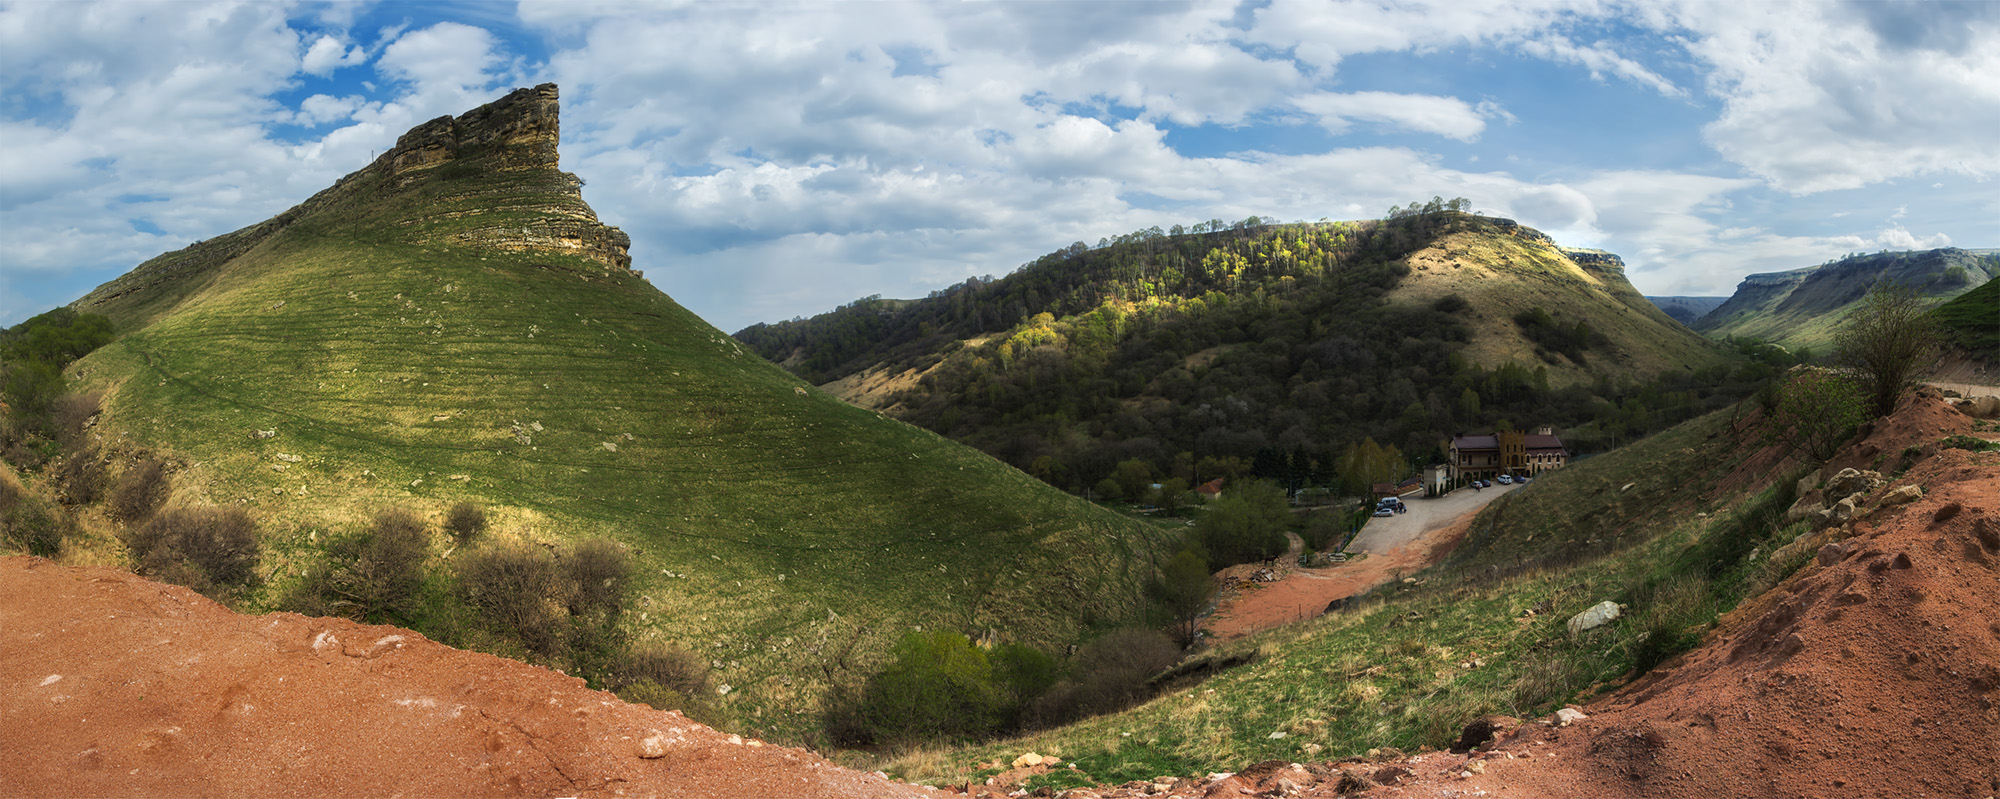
[1880,485,1922,507]
[1465,760,1485,774]
[1012,752,1046,769]
[1831,496,1859,524]
[635,732,668,758]
[1553,707,1588,726]
[1785,495,1826,524]
[252,429,277,440]
[1825,468,1882,502]
[1817,542,1847,567]
[1566,601,1621,635]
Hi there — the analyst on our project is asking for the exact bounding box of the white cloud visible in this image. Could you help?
[1517,34,1687,97]
[301,33,367,76]
[1293,91,1496,141]
[1674,0,2000,192]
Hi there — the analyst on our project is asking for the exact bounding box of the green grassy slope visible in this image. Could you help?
[62,86,1165,741]
[1929,277,2000,360]
[1696,248,1998,351]
[890,406,1818,788]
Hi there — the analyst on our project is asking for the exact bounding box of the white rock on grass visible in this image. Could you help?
[1553,707,1588,726]
[1566,601,1621,635]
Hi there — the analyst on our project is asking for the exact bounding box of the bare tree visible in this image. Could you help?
[1835,282,1943,418]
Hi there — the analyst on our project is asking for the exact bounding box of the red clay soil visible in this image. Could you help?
[1204,516,1472,643]
[0,560,932,799]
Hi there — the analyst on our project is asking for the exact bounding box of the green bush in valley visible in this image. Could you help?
[855,631,1005,746]
[613,642,716,722]
[1764,368,1867,465]
[124,506,261,596]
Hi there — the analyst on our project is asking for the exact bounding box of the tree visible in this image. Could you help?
[1835,282,1942,417]
[1765,368,1867,465]
[1154,549,1213,647]
[1194,480,1291,566]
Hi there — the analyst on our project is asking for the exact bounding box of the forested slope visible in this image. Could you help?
[739,210,1742,496]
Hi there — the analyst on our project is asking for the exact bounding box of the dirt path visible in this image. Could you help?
[1203,503,1486,642]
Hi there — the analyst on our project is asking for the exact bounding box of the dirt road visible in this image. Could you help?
[1203,483,1522,642]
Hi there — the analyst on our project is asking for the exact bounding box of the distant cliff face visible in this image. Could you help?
[72,83,633,327]
[1695,248,1999,350]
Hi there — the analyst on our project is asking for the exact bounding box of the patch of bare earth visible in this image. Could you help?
[1203,513,1473,643]
[0,559,931,798]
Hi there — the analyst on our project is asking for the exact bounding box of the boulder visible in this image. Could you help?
[1825,468,1882,502]
[1553,707,1589,726]
[1830,496,1860,524]
[1784,495,1826,524]
[1567,601,1621,635]
[1879,485,1922,507]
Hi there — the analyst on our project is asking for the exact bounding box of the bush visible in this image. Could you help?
[56,447,107,506]
[1024,628,1180,729]
[110,458,170,523]
[457,541,569,656]
[851,631,1005,746]
[4,493,72,557]
[1193,481,1290,567]
[566,537,631,621]
[126,507,262,594]
[444,501,487,544]
[613,642,715,721]
[346,509,431,620]
[52,392,100,449]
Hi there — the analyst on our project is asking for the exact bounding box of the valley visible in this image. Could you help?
[4,79,1998,799]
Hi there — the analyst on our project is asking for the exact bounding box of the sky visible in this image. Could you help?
[2,0,1996,333]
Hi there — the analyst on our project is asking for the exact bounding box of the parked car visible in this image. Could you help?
[1373,507,1395,517]
[1496,475,1513,484]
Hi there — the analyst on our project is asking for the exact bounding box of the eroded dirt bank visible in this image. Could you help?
[0,559,930,798]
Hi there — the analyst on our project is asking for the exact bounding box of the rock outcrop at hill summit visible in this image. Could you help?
[71,83,633,318]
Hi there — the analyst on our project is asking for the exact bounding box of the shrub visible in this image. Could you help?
[126,507,262,593]
[1025,628,1180,729]
[111,458,170,523]
[4,494,72,557]
[566,537,631,621]
[52,392,100,449]
[346,509,431,620]
[56,447,107,506]
[613,642,716,721]
[444,501,487,544]
[852,631,1005,746]
[457,541,568,656]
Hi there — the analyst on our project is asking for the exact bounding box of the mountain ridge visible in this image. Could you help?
[1694,247,1998,351]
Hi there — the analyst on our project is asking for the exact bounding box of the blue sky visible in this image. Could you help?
[2,0,1996,332]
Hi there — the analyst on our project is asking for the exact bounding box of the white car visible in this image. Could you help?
[1496,475,1513,484]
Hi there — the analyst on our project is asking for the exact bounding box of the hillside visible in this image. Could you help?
[1695,247,1999,351]
[738,212,1734,495]
[1643,295,1727,326]
[40,85,1165,742]
[1930,276,2000,361]
[889,387,2000,797]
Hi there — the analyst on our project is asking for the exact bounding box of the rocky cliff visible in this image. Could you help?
[71,84,634,328]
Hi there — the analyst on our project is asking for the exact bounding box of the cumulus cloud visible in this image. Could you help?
[1676,0,2000,192]
[301,34,368,76]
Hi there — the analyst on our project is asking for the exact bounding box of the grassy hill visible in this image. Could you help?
[1694,248,1999,352]
[1929,276,2000,361]
[51,85,1166,742]
[738,212,1736,496]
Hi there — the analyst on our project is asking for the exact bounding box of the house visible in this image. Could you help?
[1423,464,1452,497]
[1448,426,1567,484]
[1195,478,1225,502]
